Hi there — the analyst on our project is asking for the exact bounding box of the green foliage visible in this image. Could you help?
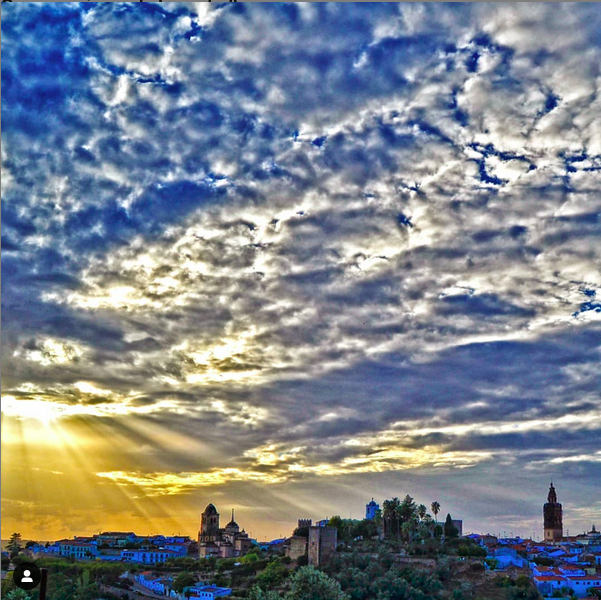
[7,533,23,559]
[242,552,261,564]
[74,569,100,600]
[457,543,486,558]
[322,549,445,600]
[173,572,197,593]
[296,554,308,567]
[434,524,443,538]
[470,561,485,573]
[444,514,459,539]
[255,557,288,590]
[285,566,348,600]
[247,586,281,600]
[516,575,530,588]
[506,585,543,600]
[351,519,378,540]
[293,527,309,538]
[217,557,237,572]
[485,558,498,570]
[5,590,31,600]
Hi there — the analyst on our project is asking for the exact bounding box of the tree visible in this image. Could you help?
[74,570,100,600]
[431,502,441,523]
[172,572,196,593]
[242,551,261,565]
[417,504,428,521]
[7,533,23,558]
[293,526,309,538]
[285,566,349,600]
[444,514,459,538]
[248,587,280,600]
[256,557,287,590]
[382,498,401,538]
[5,590,31,600]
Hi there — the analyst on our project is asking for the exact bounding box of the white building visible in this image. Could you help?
[57,542,98,560]
[532,564,601,597]
[122,548,177,563]
[182,584,231,599]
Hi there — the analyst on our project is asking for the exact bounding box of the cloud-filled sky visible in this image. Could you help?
[1,2,600,542]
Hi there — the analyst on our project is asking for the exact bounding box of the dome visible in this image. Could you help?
[225,508,239,529]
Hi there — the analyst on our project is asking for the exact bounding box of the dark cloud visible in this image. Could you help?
[1,2,600,538]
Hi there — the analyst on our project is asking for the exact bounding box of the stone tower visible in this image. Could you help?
[308,526,337,566]
[199,503,220,542]
[543,482,563,543]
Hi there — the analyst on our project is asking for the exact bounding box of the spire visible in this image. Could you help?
[232,508,235,522]
[547,482,558,504]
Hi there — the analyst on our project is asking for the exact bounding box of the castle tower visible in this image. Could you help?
[543,482,563,543]
[199,503,220,543]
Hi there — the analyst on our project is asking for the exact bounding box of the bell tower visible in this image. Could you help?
[543,482,563,543]
[199,503,220,543]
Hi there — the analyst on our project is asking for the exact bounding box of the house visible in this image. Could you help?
[163,543,189,557]
[183,584,231,599]
[566,576,601,597]
[98,532,136,547]
[490,546,526,569]
[533,575,567,596]
[531,565,601,597]
[57,541,98,560]
[122,548,177,563]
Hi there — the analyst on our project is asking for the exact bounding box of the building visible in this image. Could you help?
[163,542,189,557]
[198,505,252,558]
[532,565,601,598]
[183,584,231,599]
[57,541,98,560]
[98,532,136,547]
[121,549,177,563]
[543,482,563,543]
[297,519,312,529]
[488,546,526,569]
[365,499,379,520]
[308,526,337,566]
[285,536,308,561]
[135,573,174,596]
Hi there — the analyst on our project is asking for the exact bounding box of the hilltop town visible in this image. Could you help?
[2,485,600,600]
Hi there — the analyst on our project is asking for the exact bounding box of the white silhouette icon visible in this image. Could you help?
[21,570,33,583]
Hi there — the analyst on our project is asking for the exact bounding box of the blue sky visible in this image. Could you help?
[1,2,600,541]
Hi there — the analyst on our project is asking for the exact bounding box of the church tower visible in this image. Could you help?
[199,503,220,543]
[543,482,563,543]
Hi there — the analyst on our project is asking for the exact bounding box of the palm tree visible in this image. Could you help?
[417,504,428,521]
[431,501,441,524]
[383,497,401,538]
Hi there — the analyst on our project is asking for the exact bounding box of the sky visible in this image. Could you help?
[1,2,600,543]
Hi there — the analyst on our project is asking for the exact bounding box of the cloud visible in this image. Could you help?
[1,2,600,539]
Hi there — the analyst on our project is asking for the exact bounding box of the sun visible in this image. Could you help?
[1,395,66,426]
